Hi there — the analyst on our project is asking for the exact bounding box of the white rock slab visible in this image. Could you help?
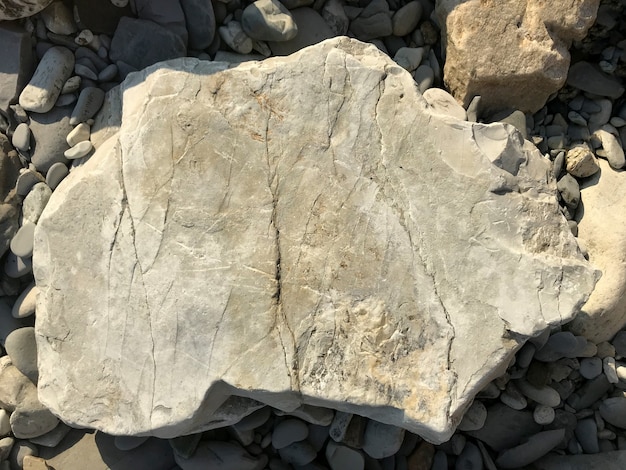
[33,38,597,444]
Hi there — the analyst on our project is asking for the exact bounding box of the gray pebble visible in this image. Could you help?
[613,331,626,357]
[567,61,625,99]
[595,127,625,169]
[350,0,393,41]
[11,123,30,152]
[4,327,38,384]
[587,98,612,129]
[233,407,271,432]
[533,405,555,425]
[599,397,626,429]
[219,21,253,54]
[98,63,118,82]
[10,222,36,258]
[579,357,603,379]
[362,420,405,459]
[74,62,98,80]
[413,64,434,93]
[557,174,580,210]
[174,440,267,470]
[322,0,349,36]
[393,47,424,72]
[329,411,353,442]
[603,356,619,383]
[458,400,487,432]
[272,419,309,449]
[326,440,364,470]
[392,2,422,37]
[495,429,565,469]
[278,440,316,466]
[55,93,76,107]
[19,46,75,113]
[0,437,13,462]
[568,110,587,126]
[45,162,69,190]
[455,441,483,470]
[70,86,105,125]
[61,76,81,94]
[575,418,599,454]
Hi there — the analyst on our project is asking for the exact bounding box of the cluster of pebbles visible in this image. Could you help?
[1,0,626,469]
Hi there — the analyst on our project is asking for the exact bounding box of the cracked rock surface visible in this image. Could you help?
[33,37,597,444]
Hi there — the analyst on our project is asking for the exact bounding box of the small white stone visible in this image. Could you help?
[75,29,94,46]
[604,356,619,384]
[12,123,31,152]
[66,122,91,147]
[423,87,467,121]
[64,140,93,159]
[533,405,555,425]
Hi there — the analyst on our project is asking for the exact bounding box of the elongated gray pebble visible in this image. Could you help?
[277,441,316,466]
[362,420,404,459]
[61,76,81,94]
[575,418,599,454]
[595,128,625,169]
[603,356,619,384]
[45,163,69,190]
[391,1,422,36]
[74,62,97,80]
[496,429,565,469]
[69,87,105,126]
[329,411,353,442]
[233,407,271,432]
[413,64,434,93]
[241,0,297,42]
[580,357,603,379]
[393,47,423,72]
[19,46,75,113]
[64,140,93,159]
[10,222,36,258]
[219,21,253,54]
[98,63,118,82]
[11,123,30,152]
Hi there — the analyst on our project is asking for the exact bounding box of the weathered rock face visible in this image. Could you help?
[436,0,600,113]
[0,0,54,20]
[34,38,597,444]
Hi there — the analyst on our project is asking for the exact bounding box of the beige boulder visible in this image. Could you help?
[567,160,626,342]
[436,0,600,113]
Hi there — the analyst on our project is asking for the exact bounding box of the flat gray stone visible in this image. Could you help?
[34,38,597,444]
[567,61,625,99]
[29,106,73,173]
[4,327,38,384]
[180,0,216,50]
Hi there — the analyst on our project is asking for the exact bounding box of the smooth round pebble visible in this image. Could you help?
[233,407,271,432]
[575,418,599,454]
[70,87,105,125]
[219,21,253,54]
[391,1,422,36]
[98,63,118,82]
[533,405,555,425]
[0,437,14,462]
[15,170,45,197]
[74,63,97,80]
[64,140,93,159]
[45,163,69,190]
[326,441,364,470]
[75,29,94,46]
[12,124,31,152]
[599,397,626,429]
[393,47,424,72]
[495,429,565,469]
[362,420,405,459]
[61,76,81,94]
[10,222,36,258]
[580,357,603,379]
[272,419,308,449]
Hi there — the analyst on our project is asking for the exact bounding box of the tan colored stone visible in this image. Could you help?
[436,0,600,113]
[22,455,51,470]
[566,143,600,178]
[567,159,626,342]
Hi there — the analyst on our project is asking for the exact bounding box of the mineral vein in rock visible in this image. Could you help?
[33,37,598,443]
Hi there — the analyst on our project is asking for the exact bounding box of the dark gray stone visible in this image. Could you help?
[110,17,187,71]
[567,61,625,99]
[180,0,216,50]
[0,23,35,116]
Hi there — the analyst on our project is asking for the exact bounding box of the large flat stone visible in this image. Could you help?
[436,0,600,113]
[33,38,597,444]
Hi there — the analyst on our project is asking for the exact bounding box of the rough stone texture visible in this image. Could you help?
[34,38,597,444]
[567,160,626,342]
[0,0,53,20]
[436,0,600,113]
[0,135,21,258]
